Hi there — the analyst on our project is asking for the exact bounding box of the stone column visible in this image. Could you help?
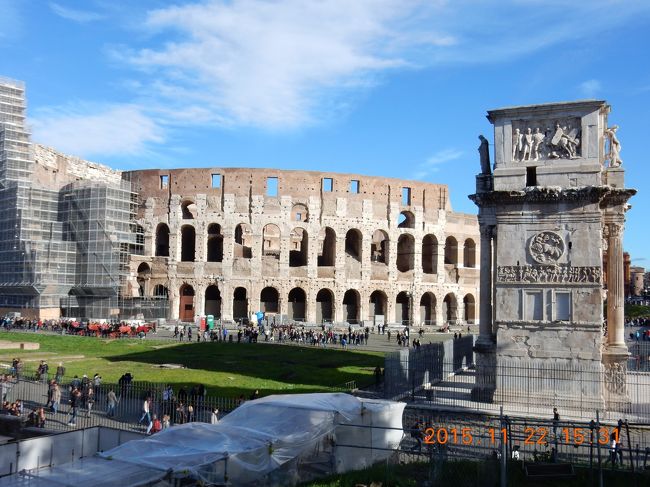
[472,224,496,401]
[476,225,494,346]
[605,223,627,353]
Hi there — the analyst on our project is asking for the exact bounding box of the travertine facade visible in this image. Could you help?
[471,100,635,408]
[126,168,480,325]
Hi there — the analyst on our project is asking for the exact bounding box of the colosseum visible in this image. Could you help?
[127,168,480,326]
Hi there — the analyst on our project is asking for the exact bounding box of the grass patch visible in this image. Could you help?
[0,332,383,397]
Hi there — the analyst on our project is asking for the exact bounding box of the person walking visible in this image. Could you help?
[51,383,61,414]
[68,388,81,426]
[106,389,118,418]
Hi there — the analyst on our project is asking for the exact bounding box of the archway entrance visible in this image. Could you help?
[233,287,248,321]
[316,289,333,323]
[205,285,221,318]
[287,287,306,321]
[179,284,195,322]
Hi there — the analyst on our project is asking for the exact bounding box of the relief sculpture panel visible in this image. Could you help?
[497,264,602,284]
[511,117,581,161]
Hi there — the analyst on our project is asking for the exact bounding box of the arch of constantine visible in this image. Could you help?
[126,168,480,325]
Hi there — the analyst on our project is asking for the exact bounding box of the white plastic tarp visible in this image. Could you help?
[0,393,405,487]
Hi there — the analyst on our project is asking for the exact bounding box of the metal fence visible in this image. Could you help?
[383,337,650,422]
[2,375,239,433]
[1,366,359,434]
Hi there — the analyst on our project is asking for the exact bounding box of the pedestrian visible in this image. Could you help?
[86,386,94,417]
[68,388,81,426]
[55,362,65,383]
[106,388,118,417]
[150,414,162,434]
[51,383,61,414]
[552,407,559,437]
[139,396,151,428]
[211,408,219,424]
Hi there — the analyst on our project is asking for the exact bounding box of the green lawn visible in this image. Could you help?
[0,332,383,397]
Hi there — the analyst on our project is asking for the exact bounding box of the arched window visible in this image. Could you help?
[464,238,476,268]
[445,236,458,265]
[207,224,223,262]
[291,203,309,222]
[136,263,151,297]
[153,284,169,298]
[318,227,336,266]
[180,225,196,262]
[289,227,308,267]
[234,223,252,259]
[422,234,438,274]
[371,230,388,265]
[397,234,415,272]
[397,211,415,229]
[345,229,362,262]
[155,223,170,257]
[181,200,197,219]
[262,224,281,259]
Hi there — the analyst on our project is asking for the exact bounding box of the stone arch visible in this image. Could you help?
[155,223,170,257]
[207,223,223,262]
[397,234,415,272]
[463,294,476,323]
[287,287,306,321]
[395,291,411,325]
[289,227,308,267]
[262,223,281,259]
[181,200,197,219]
[443,293,458,323]
[153,284,168,298]
[316,288,334,323]
[179,283,195,321]
[420,292,436,326]
[233,287,248,321]
[445,236,458,265]
[260,286,279,313]
[136,262,151,297]
[343,289,360,323]
[345,228,362,262]
[422,234,438,274]
[234,223,252,259]
[371,230,389,265]
[205,285,222,318]
[318,227,336,266]
[180,225,196,262]
[464,238,476,268]
[398,211,415,229]
[291,203,309,222]
[369,290,387,320]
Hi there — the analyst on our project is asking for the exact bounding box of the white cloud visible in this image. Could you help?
[579,79,602,98]
[118,0,450,129]
[31,104,164,158]
[49,2,104,23]
[113,0,650,131]
[412,149,463,180]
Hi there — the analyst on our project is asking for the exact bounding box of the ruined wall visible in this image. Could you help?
[126,167,480,324]
[32,144,123,189]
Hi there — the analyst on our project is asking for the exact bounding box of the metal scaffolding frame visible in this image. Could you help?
[0,76,168,320]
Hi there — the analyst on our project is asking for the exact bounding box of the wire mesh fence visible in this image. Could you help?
[2,372,239,433]
[383,337,650,422]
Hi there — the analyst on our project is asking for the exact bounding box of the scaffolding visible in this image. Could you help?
[0,76,168,320]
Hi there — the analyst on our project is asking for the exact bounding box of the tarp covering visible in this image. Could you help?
[0,393,405,487]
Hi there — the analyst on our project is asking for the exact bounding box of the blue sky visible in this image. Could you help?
[2,0,650,265]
